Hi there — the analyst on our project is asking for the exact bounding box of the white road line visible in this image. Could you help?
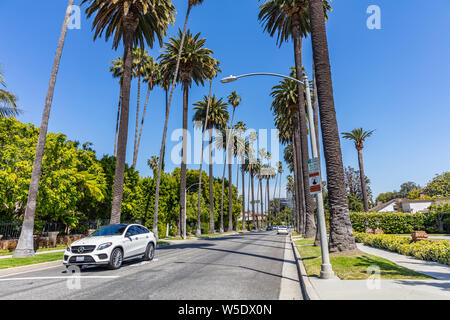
[0,276,119,281]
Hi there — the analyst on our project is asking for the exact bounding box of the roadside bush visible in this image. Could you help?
[350,212,426,234]
[354,232,450,265]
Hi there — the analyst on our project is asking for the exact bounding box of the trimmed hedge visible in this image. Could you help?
[355,232,450,265]
[350,212,427,234]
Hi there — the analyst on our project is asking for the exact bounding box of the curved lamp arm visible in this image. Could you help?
[221,72,305,86]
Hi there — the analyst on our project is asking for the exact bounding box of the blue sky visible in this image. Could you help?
[1,0,449,199]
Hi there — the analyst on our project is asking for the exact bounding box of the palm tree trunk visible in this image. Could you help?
[358,149,369,212]
[132,74,141,169]
[219,108,236,233]
[13,0,73,257]
[292,120,305,234]
[250,170,256,230]
[259,177,264,229]
[312,63,321,172]
[179,84,189,238]
[114,97,121,157]
[235,158,239,231]
[308,0,356,252]
[241,161,246,231]
[196,81,213,236]
[292,20,316,238]
[208,125,215,234]
[134,84,151,169]
[228,161,233,232]
[153,3,193,239]
[110,14,139,225]
[266,178,270,226]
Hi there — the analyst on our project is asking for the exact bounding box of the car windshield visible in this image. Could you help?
[90,225,128,237]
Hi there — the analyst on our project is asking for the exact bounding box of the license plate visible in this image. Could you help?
[76,256,84,262]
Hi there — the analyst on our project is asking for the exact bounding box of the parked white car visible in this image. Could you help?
[63,224,156,270]
[277,226,289,235]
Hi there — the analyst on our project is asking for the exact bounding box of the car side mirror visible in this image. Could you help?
[125,232,132,238]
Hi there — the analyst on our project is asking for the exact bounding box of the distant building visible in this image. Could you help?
[371,197,450,213]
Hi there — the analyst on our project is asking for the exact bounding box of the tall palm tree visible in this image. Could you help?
[153,0,206,240]
[243,155,261,230]
[13,0,74,257]
[276,161,283,219]
[109,57,125,157]
[83,0,175,225]
[259,0,330,238]
[0,70,20,118]
[216,91,241,232]
[342,128,374,212]
[132,49,154,169]
[235,122,248,231]
[308,0,357,251]
[147,156,159,176]
[135,59,160,168]
[160,29,218,238]
[270,77,308,235]
[193,94,229,234]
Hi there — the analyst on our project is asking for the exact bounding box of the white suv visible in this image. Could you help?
[63,224,157,270]
[277,226,289,235]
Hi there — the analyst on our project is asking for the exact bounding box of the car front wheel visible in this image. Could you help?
[143,243,155,261]
[108,248,123,270]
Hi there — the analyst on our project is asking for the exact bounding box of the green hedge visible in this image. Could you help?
[350,212,428,234]
[354,232,450,265]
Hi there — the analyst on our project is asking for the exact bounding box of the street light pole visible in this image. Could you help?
[303,74,334,279]
[221,71,334,279]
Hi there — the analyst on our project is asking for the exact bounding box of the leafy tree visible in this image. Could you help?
[423,172,450,198]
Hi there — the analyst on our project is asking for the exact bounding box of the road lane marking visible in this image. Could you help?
[0,276,120,281]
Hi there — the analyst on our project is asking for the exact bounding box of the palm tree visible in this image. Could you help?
[147,156,159,177]
[13,0,74,257]
[132,49,154,169]
[270,77,308,235]
[153,0,206,240]
[243,155,261,230]
[276,161,283,220]
[160,29,218,238]
[0,70,20,118]
[109,57,125,157]
[135,59,160,168]
[342,128,374,212]
[83,0,175,225]
[193,94,229,234]
[307,0,357,251]
[215,91,241,233]
[235,122,248,231]
[259,0,330,238]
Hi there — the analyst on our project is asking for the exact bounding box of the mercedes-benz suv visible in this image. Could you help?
[63,224,156,270]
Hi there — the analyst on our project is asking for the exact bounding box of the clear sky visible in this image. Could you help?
[1,0,449,199]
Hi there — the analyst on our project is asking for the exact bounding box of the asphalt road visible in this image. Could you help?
[0,231,302,300]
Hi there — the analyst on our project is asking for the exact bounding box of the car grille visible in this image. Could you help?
[69,255,95,263]
[71,245,96,254]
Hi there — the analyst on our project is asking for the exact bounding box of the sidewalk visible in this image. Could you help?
[292,237,450,300]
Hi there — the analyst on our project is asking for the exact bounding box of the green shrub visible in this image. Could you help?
[350,212,426,234]
[354,232,450,265]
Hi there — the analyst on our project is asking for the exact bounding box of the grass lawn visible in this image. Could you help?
[295,242,430,280]
[291,231,300,236]
[0,244,67,256]
[0,251,63,270]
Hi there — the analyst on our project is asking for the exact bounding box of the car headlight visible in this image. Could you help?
[66,246,71,252]
[97,242,113,251]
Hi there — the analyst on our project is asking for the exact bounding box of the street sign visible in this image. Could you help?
[308,158,322,195]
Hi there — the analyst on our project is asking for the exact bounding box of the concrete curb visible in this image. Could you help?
[290,235,320,300]
[0,260,62,278]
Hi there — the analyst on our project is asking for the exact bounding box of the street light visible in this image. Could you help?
[184,182,202,240]
[221,71,334,279]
